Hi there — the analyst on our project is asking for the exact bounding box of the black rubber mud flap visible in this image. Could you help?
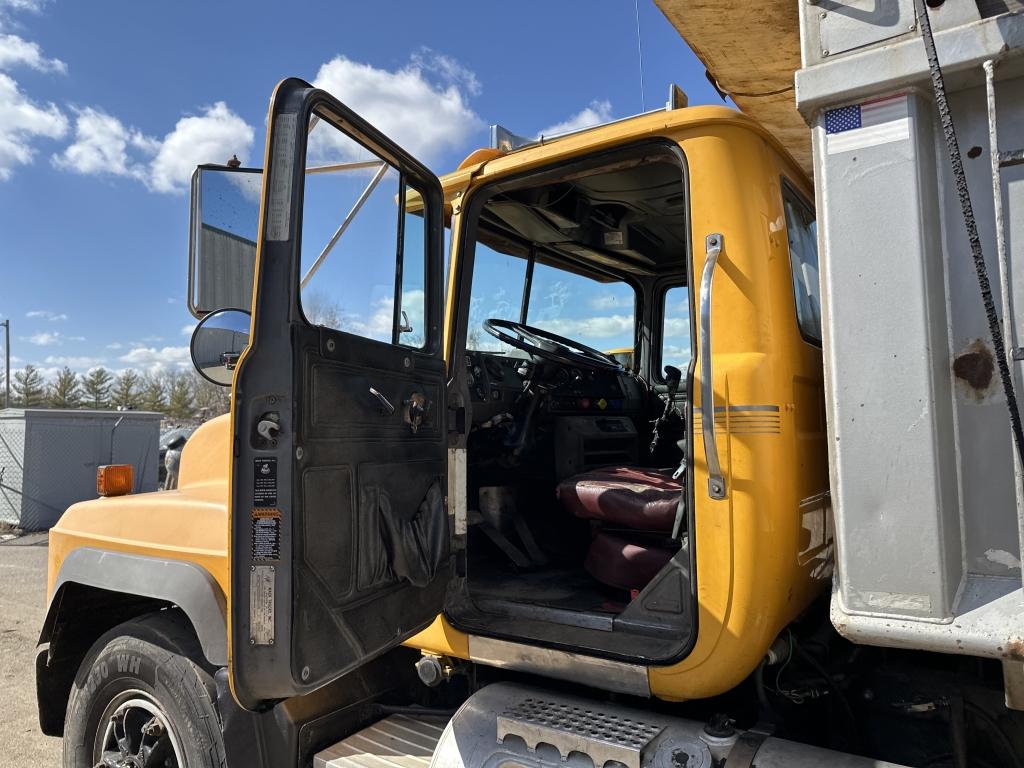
[228,78,448,710]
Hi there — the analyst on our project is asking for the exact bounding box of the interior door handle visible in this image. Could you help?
[369,387,396,415]
[700,233,726,500]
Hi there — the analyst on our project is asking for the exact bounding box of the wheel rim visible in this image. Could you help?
[92,690,185,768]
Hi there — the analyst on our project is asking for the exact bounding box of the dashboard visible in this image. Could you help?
[464,350,645,423]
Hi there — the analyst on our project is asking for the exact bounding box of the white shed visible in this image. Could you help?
[0,408,162,530]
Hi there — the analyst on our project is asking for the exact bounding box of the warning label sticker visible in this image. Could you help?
[251,508,281,561]
[249,565,275,646]
[253,457,277,507]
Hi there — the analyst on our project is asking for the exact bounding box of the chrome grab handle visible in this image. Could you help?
[700,233,726,500]
[368,387,396,415]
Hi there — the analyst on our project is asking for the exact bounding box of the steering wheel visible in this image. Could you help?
[482,318,624,372]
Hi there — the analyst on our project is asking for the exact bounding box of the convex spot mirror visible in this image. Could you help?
[190,308,252,386]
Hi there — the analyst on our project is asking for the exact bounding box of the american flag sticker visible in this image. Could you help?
[825,94,910,155]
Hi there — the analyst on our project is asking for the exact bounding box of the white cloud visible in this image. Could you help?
[311,52,482,165]
[533,314,634,341]
[22,330,83,345]
[410,47,481,97]
[321,289,425,343]
[105,342,123,350]
[25,331,54,345]
[149,102,253,193]
[181,323,195,337]
[0,71,66,180]
[52,106,155,178]
[119,345,191,372]
[24,330,59,345]
[42,354,105,368]
[53,101,253,194]
[26,309,66,321]
[538,100,613,138]
[0,0,49,12]
[588,293,632,312]
[0,32,64,73]
[664,317,689,337]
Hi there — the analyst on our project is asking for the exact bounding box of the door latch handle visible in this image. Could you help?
[404,392,429,434]
[369,387,396,415]
[256,418,280,441]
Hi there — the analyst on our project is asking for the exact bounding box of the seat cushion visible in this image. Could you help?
[584,531,676,592]
[556,466,682,531]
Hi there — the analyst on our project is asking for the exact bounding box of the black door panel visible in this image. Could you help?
[229,79,447,710]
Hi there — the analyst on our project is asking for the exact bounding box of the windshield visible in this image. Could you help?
[467,239,636,354]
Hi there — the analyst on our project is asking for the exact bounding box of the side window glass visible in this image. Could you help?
[783,188,822,344]
[661,286,691,372]
[299,108,426,348]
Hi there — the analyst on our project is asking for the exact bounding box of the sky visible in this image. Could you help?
[0,0,721,381]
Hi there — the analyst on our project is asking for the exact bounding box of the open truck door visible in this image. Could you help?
[228,78,449,709]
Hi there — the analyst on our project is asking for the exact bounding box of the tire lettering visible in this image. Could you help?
[115,653,141,675]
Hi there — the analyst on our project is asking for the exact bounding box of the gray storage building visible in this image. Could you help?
[0,408,162,531]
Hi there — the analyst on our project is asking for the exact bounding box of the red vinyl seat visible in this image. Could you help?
[556,466,682,592]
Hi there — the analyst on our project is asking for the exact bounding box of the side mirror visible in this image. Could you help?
[188,165,262,319]
[190,308,252,386]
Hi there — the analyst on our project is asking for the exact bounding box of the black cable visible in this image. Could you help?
[963,700,1024,768]
[915,0,1024,467]
[790,641,860,749]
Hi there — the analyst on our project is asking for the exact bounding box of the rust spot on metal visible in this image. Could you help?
[1004,638,1024,661]
[953,339,996,401]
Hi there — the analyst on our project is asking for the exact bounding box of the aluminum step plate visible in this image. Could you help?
[496,696,664,768]
[314,714,447,768]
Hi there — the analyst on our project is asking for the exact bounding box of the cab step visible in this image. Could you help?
[314,713,446,768]
[315,682,908,768]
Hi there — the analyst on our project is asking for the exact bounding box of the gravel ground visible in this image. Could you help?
[0,532,63,766]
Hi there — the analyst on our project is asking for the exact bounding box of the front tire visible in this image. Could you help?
[63,610,227,768]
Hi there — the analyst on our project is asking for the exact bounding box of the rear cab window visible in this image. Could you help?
[782,185,822,344]
[660,285,691,374]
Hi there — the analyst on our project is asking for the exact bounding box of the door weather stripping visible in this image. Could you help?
[699,233,726,500]
[301,161,389,289]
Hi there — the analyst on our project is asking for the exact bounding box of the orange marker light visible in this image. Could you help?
[97,464,134,497]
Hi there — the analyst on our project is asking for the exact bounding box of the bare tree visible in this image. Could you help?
[302,290,343,328]
[191,371,230,417]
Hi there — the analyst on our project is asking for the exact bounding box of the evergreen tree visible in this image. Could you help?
[166,372,195,419]
[111,369,142,409]
[48,366,81,408]
[82,367,114,409]
[139,373,166,412]
[13,364,47,407]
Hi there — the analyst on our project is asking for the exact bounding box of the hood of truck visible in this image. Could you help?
[47,414,230,599]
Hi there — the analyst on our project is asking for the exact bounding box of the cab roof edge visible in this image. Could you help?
[490,83,689,154]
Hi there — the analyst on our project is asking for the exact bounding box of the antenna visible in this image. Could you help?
[634,0,646,112]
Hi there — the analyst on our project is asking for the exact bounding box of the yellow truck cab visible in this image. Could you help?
[39,77,841,768]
